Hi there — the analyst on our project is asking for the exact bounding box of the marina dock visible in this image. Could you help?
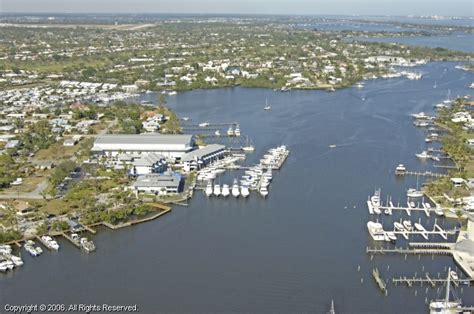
[395,169,448,178]
[386,223,455,240]
[392,275,473,287]
[60,232,81,249]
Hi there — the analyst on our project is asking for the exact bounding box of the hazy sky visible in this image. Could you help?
[1,0,473,16]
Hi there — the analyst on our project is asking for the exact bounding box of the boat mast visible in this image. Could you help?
[329,300,335,314]
[446,267,451,306]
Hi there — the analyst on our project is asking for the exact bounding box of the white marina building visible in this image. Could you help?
[91,134,195,159]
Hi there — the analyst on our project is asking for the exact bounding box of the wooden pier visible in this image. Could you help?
[366,246,452,256]
[60,232,81,249]
[401,170,448,178]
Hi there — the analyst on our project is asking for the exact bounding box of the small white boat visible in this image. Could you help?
[403,220,413,231]
[355,82,364,89]
[414,223,426,232]
[213,184,221,196]
[386,232,397,243]
[215,130,221,136]
[80,237,96,253]
[435,206,444,216]
[264,99,271,111]
[221,184,230,197]
[450,271,459,281]
[416,151,430,159]
[411,112,427,119]
[259,186,269,197]
[182,117,190,121]
[394,222,405,231]
[10,255,23,267]
[199,122,210,127]
[168,91,177,96]
[329,144,337,148]
[234,125,241,137]
[227,126,234,137]
[231,180,240,197]
[407,188,423,198]
[25,242,40,257]
[242,145,255,152]
[395,164,406,175]
[41,235,60,250]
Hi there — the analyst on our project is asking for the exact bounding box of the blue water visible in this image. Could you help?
[359,32,474,53]
[294,21,412,32]
[1,62,472,313]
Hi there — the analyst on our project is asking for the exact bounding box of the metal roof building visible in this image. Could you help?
[132,173,183,195]
[91,134,194,159]
[182,144,226,162]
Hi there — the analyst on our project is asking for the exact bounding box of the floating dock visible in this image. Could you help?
[372,268,387,294]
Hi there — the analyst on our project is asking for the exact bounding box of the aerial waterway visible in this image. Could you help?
[1,61,473,313]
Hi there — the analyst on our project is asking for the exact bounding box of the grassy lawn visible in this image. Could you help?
[465,160,474,178]
[34,141,81,161]
[39,199,72,216]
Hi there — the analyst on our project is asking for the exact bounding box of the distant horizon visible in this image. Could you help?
[1,12,473,18]
[1,0,473,17]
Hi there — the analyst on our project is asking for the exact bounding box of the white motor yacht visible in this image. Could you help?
[234,125,241,137]
[240,185,250,198]
[213,184,221,196]
[227,126,234,137]
[221,184,230,197]
[367,221,385,241]
[198,122,210,127]
[205,181,213,197]
[231,180,240,197]
[259,186,269,197]
[395,164,406,175]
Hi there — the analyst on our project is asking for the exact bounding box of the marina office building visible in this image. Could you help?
[132,173,183,195]
[91,134,195,159]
